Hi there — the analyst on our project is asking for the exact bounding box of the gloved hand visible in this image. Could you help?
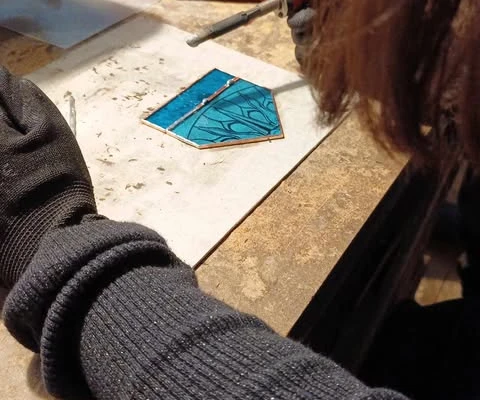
[287,6,316,66]
[0,67,98,289]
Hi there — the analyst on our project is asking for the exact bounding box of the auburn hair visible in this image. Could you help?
[304,0,480,165]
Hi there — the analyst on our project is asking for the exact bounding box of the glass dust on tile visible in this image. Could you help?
[143,69,283,149]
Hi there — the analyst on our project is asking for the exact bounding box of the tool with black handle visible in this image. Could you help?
[186,0,308,47]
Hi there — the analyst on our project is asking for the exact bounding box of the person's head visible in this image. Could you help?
[303,0,479,166]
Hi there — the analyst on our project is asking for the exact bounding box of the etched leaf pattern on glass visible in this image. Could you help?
[184,84,281,144]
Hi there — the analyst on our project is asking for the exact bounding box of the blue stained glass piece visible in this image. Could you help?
[145,69,282,148]
[146,69,234,128]
[174,81,281,145]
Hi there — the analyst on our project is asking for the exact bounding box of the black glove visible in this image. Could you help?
[287,7,316,66]
[0,67,98,289]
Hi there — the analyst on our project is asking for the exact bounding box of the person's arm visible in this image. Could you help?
[6,219,407,400]
[0,67,407,400]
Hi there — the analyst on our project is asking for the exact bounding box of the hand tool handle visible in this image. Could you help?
[186,0,280,47]
[208,11,252,37]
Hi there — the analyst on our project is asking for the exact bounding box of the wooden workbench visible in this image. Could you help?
[0,1,405,398]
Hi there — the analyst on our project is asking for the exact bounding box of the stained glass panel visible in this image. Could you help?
[143,69,283,149]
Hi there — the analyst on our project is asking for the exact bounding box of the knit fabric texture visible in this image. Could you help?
[4,220,408,400]
[0,67,96,288]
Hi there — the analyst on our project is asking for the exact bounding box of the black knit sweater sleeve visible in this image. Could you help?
[3,220,408,400]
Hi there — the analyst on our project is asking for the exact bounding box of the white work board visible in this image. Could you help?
[28,16,334,267]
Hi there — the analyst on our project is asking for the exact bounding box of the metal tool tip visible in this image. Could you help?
[186,29,212,47]
[186,36,200,47]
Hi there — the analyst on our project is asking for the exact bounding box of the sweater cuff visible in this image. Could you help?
[2,219,183,398]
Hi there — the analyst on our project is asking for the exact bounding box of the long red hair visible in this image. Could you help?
[304,0,480,165]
